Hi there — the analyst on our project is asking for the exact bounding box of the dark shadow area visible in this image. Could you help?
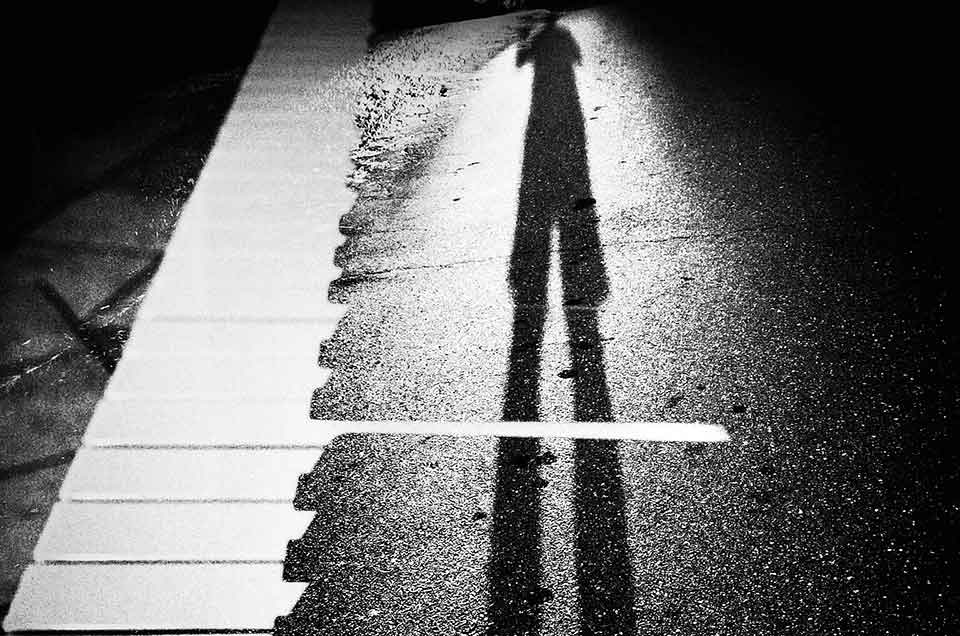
[487,17,637,635]
[572,439,638,635]
[30,256,162,373]
[606,4,956,633]
[618,1,950,228]
[12,1,277,244]
[486,437,549,635]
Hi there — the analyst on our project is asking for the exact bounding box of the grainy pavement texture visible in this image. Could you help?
[2,2,956,635]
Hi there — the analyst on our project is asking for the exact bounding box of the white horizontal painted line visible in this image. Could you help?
[121,319,340,358]
[35,502,310,563]
[321,420,731,442]
[60,448,319,502]
[84,400,335,447]
[86,410,728,446]
[3,563,304,632]
[105,356,329,400]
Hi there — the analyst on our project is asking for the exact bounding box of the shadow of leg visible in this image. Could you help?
[503,304,548,422]
[486,437,549,636]
[574,439,639,636]
[565,307,612,423]
[493,265,549,634]
[566,306,638,635]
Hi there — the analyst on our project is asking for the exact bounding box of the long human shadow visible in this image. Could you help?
[486,16,638,636]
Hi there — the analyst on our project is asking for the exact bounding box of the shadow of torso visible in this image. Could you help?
[511,23,608,308]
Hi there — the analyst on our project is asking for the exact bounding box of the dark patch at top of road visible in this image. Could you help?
[370,0,603,38]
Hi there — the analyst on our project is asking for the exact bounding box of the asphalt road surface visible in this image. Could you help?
[2,3,944,634]
[275,5,956,636]
[138,4,953,636]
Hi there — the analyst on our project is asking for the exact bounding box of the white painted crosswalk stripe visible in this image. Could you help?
[5,564,304,631]
[3,0,366,631]
[35,502,311,562]
[83,400,328,447]
[137,284,346,320]
[60,448,320,502]
[170,218,342,253]
[120,319,338,358]
[148,250,341,292]
[105,356,329,400]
